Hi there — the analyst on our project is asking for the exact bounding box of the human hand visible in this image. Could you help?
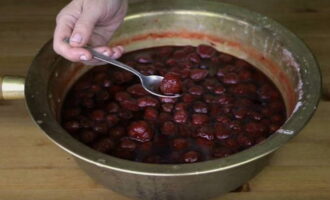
[53,0,127,65]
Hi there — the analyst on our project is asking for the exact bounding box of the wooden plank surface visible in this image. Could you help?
[0,0,329,199]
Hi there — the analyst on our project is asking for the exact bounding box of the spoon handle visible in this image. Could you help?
[85,47,142,77]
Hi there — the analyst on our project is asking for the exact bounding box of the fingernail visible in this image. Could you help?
[118,46,124,52]
[103,51,110,57]
[80,55,88,61]
[70,33,82,43]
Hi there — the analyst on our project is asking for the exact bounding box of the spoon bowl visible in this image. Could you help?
[140,74,181,98]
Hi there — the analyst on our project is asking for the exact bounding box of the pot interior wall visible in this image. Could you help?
[49,9,300,120]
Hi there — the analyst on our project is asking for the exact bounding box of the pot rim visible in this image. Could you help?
[25,0,321,176]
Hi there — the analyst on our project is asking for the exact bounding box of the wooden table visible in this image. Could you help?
[0,0,329,199]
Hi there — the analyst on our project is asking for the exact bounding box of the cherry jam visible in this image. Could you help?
[61,45,286,164]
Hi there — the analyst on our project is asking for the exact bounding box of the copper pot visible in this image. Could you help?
[1,1,321,199]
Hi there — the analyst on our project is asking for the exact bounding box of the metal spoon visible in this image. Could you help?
[86,47,181,98]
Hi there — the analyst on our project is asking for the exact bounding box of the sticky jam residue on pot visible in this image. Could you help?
[61,45,286,164]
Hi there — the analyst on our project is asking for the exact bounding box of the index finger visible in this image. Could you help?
[53,16,92,62]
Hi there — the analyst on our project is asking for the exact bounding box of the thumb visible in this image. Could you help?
[69,11,99,47]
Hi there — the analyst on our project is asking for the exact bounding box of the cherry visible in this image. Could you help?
[90,110,106,121]
[128,84,148,96]
[137,96,159,108]
[136,65,157,75]
[93,138,114,153]
[161,121,178,136]
[217,65,236,78]
[193,101,208,114]
[182,46,195,54]
[238,69,253,82]
[219,53,234,63]
[203,78,219,91]
[93,72,109,85]
[144,156,161,164]
[105,114,119,127]
[214,85,226,95]
[166,58,178,67]
[160,97,178,104]
[190,69,208,81]
[187,53,201,64]
[258,84,281,100]
[233,109,247,119]
[216,115,231,124]
[144,107,158,120]
[95,90,110,102]
[115,150,134,160]
[248,111,263,121]
[237,134,254,148]
[235,98,254,108]
[230,84,257,96]
[62,108,81,120]
[162,103,174,112]
[269,101,285,112]
[106,102,120,113]
[228,120,242,131]
[172,138,188,150]
[182,94,196,103]
[159,112,172,122]
[109,126,125,138]
[93,122,108,134]
[188,86,204,96]
[89,84,102,94]
[120,138,137,151]
[215,124,231,140]
[79,117,93,129]
[203,94,217,104]
[108,85,124,94]
[102,79,112,88]
[113,71,134,84]
[157,46,173,57]
[118,110,133,120]
[245,122,267,137]
[261,107,272,116]
[235,59,251,68]
[196,126,214,140]
[64,121,80,133]
[135,53,153,64]
[137,141,153,152]
[81,98,95,109]
[216,95,234,105]
[223,138,239,151]
[115,91,131,102]
[196,138,214,148]
[212,147,232,158]
[160,72,182,95]
[173,110,188,124]
[128,121,153,142]
[223,73,239,84]
[172,49,186,60]
[73,80,91,91]
[197,44,216,58]
[192,114,209,125]
[269,124,281,133]
[80,130,97,144]
[183,151,200,163]
[120,99,140,112]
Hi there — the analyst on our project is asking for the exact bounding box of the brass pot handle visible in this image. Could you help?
[0,75,25,100]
